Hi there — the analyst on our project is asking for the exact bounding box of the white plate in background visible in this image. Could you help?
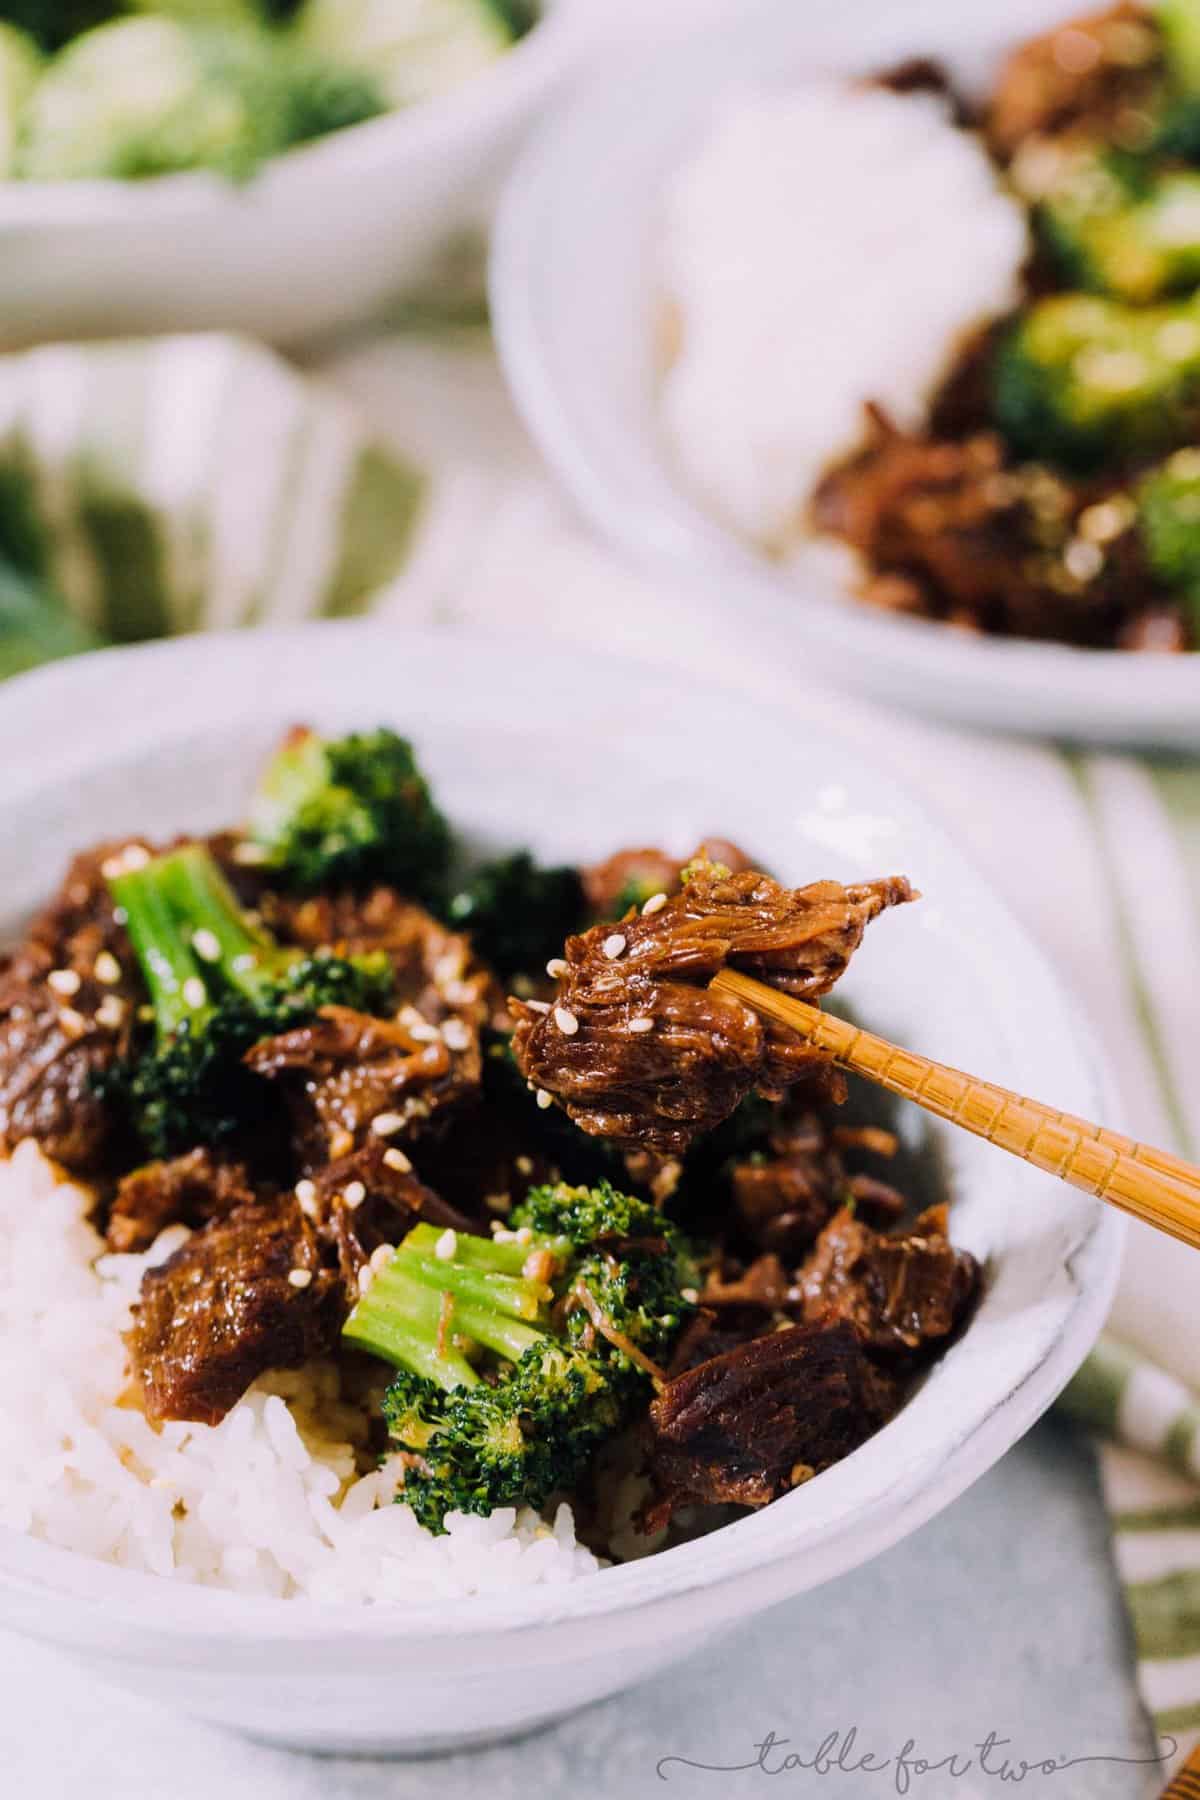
[490,0,1200,747]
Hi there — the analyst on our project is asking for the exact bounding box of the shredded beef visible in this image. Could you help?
[798,1202,979,1356]
[308,1137,472,1288]
[246,889,493,1165]
[644,1321,901,1522]
[126,1197,344,1425]
[985,3,1163,162]
[511,864,913,1155]
[812,412,1174,646]
[0,844,147,1171]
[106,1149,256,1254]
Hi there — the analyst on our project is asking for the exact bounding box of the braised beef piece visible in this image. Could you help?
[727,1109,847,1259]
[127,1196,344,1425]
[812,413,1175,647]
[644,1320,901,1524]
[308,1137,472,1288]
[700,1251,792,1312]
[511,864,912,1156]
[106,1149,256,1254]
[798,1202,979,1356]
[246,889,493,1166]
[985,2,1163,162]
[582,839,756,921]
[0,843,147,1171]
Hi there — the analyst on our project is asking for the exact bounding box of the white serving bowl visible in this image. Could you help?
[490,0,1200,748]
[0,1,587,349]
[0,625,1120,1753]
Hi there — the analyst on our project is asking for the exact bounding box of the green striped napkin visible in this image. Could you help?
[0,335,429,657]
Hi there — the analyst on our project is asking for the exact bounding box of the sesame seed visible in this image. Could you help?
[525,999,551,1014]
[371,1111,406,1138]
[434,952,463,985]
[628,1016,654,1033]
[602,934,627,960]
[546,959,568,979]
[554,1006,579,1036]
[191,928,221,964]
[58,1008,87,1039]
[370,1243,395,1273]
[444,980,476,1006]
[441,1019,470,1052]
[231,841,268,866]
[434,1229,457,1261]
[330,1129,354,1159]
[47,968,81,997]
[295,1179,316,1205]
[382,1147,412,1173]
[357,1265,374,1296]
[515,1155,533,1177]
[94,951,122,986]
[182,977,207,1010]
[408,1020,440,1044]
[343,1180,366,1209]
[681,1287,699,1304]
[536,1089,553,1110]
[515,1227,533,1246]
[287,1268,313,1289]
[96,996,126,1030]
[641,892,668,916]
[1064,538,1104,582]
[101,843,151,881]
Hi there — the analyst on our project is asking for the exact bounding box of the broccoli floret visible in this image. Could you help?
[277,47,385,145]
[445,851,585,980]
[343,1181,694,1533]
[992,292,1200,471]
[18,17,295,181]
[294,0,514,111]
[105,840,393,1155]
[1037,151,1200,304]
[245,725,452,903]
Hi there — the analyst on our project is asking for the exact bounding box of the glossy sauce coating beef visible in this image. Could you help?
[798,1201,980,1355]
[0,844,146,1171]
[127,1197,344,1426]
[511,865,913,1155]
[106,1149,256,1254]
[645,1320,901,1520]
[247,888,494,1165]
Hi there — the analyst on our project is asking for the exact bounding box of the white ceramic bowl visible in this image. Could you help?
[0,625,1121,1753]
[491,0,1200,748]
[0,1,587,349]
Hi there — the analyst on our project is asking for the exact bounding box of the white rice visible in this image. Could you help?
[660,81,1029,545]
[0,1141,602,1601]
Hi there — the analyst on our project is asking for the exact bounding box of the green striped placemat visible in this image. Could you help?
[0,335,430,660]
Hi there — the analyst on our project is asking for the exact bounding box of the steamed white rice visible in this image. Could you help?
[660,81,1029,545]
[0,1141,603,1601]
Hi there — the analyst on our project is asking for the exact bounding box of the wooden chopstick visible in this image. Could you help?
[711,968,1200,1253]
[1158,1743,1200,1799]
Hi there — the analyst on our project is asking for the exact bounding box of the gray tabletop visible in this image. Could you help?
[0,1418,1160,1800]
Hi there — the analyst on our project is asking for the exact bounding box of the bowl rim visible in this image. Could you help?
[0,0,582,226]
[0,623,1124,1645]
[488,0,1200,747]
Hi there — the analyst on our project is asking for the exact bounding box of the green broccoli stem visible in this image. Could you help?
[343,1254,548,1381]
[154,842,290,1003]
[109,857,212,1042]
[403,1220,572,1275]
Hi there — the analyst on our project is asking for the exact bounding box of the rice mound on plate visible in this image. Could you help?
[0,1141,602,1601]
[660,81,1029,547]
